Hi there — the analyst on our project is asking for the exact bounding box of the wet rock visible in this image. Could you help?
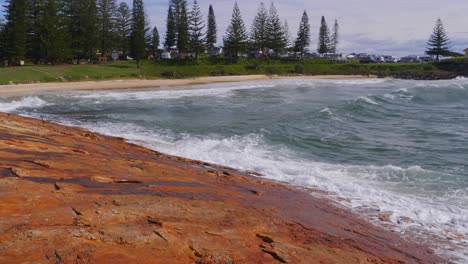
[0,113,446,264]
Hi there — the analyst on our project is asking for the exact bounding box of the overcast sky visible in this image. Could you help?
[1,0,468,56]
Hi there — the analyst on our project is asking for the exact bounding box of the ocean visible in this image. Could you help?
[1,78,467,262]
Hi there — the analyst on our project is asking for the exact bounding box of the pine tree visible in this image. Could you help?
[170,0,186,26]
[164,6,176,49]
[26,0,45,63]
[130,0,146,67]
[152,26,159,50]
[150,26,159,59]
[205,4,217,50]
[426,18,450,61]
[317,16,330,54]
[37,0,71,63]
[189,0,205,59]
[223,2,247,58]
[266,2,287,53]
[170,0,189,53]
[282,20,290,49]
[63,0,98,62]
[97,0,118,57]
[250,2,268,52]
[3,0,28,65]
[0,19,5,61]
[176,2,189,54]
[80,0,98,61]
[294,11,310,59]
[330,19,339,54]
[115,2,131,55]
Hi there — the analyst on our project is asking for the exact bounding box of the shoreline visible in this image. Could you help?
[0,112,445,263]
[0,74,375,96]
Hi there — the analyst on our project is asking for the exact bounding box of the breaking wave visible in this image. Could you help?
[0,96,49,112]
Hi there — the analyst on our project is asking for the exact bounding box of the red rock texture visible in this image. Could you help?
[0,113,446,264]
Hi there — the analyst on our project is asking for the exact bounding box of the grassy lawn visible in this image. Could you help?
[0,58,465,85]
[0,61,143,84]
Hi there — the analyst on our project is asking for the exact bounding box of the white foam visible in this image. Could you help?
[357,96,379,105]
[70,83,277,101]
[68,121,468,245]
[321,78,388,85]
[0,96,49,112]
[319,107,333,115]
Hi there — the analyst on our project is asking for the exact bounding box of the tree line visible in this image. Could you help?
[153,0,338,59]
[0,0,153,66]
[0,0,342,66]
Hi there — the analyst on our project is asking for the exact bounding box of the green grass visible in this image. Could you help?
[0,58,465,85]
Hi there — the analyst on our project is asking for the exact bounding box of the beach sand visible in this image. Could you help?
[0,74,375,96]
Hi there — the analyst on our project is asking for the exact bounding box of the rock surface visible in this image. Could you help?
[0,113,446,264]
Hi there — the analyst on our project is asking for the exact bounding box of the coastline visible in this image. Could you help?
[0,74,375,96]
[0,112,445,263]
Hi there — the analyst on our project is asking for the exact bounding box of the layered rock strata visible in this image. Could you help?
[0,113,445,263]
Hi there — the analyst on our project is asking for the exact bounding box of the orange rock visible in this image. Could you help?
[0,113,445,263]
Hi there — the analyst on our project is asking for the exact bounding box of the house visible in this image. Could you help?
[161,51,171,60]
[208,47,223,57]
[464,48,468,56]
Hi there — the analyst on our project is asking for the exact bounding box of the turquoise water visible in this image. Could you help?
[1,78,467,261]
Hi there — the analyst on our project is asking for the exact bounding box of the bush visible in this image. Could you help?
[295,64,305,74]
[161,71,175,78]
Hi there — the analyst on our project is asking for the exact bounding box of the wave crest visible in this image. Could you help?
[0,96,49,112]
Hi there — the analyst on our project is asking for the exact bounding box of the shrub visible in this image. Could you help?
[295,64,305,74]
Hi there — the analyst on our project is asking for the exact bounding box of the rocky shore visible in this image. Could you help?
[0,113,446,263]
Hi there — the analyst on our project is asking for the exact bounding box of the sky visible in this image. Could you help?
[1,0,468,56]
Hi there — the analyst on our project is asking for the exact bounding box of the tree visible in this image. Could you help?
[164,6,176,48]
[330,19,339,54]
[223,2,248,58]
[188,0,205,59]
[63,0,98,62]
[250,2,268,51]
[294,11,310,59]
[36,0,71,63]
[115,2,131,55]
[170,0,189,53]
[317,16,330,54]
[0,19,5,62]
[266,2,287,53]
[130,0,146,67]
[152,26,159,49]
[97,0,118,57]
[426,18,450,61]
[3,0,28,65]
[205,4,217,50]
[282,20,290,49]
[176,2,189,53]
[26,0,45,64]
[150,26,159,58]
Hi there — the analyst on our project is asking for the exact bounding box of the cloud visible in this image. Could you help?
[135,0,468,54]
[1,0,467,54]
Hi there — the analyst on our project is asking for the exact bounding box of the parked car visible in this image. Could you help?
[383,55,398,63]
[418,56,433,62]
[399,56,419,63]
[358,54,378,63]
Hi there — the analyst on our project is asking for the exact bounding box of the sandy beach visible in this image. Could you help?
[0,74,375,96]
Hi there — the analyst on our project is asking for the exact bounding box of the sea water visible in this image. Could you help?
[1,78,467,262]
